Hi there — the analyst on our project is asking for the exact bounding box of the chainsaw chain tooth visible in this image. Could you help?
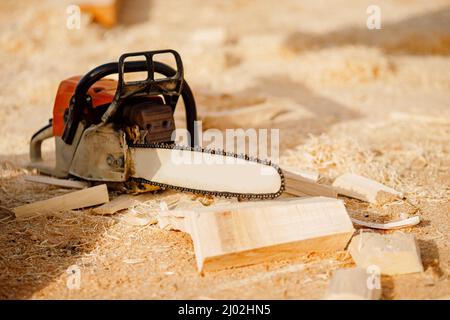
[128,142,285,200]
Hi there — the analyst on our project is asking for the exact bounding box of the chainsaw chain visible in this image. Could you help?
[128,142,285,200]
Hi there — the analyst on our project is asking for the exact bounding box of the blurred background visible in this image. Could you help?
[1,0,449,159]
[0,0,449,299]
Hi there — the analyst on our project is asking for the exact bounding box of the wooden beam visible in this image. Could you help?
[13,184,109,219]
[325,267,381,300]
[348,231,423,275]
[163,197,354,272]
[332,173,403,204]
[24,175,88,189]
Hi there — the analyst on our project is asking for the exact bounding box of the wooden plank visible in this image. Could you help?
[348,231,423,275]
[163,197,354,272]
[285,179,337,198]
[92,192,157,215]
[351,216,420,230]
[24,175,88,189]
[283,170,337,198]
[325,267,381,300]
[332,173,403,204]
[282,167,319,182]
[13,184,109,219]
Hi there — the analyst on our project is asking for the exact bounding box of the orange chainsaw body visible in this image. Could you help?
[52,76,117,137]
[29,50,197,183]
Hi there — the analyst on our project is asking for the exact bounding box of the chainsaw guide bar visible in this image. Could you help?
[129,142,285,200]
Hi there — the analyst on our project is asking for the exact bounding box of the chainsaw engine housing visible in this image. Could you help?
[121,97,175,144]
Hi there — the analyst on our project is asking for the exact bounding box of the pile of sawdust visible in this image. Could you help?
[0,209,115,299]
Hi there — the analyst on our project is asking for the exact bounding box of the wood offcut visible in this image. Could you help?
[24,175,89,189]
[332,173,403,204]
[348,231,424,275]
[283,169,337,198]
[13,184,109,219]
[160,197,355,272]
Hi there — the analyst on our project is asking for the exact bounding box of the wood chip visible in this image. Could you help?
[157,211,190,233]
[119,211,157,226]
[326,267,381,300]
[351,216,420,230]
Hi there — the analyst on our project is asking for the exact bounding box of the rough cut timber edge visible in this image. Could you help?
[196,231,354,272]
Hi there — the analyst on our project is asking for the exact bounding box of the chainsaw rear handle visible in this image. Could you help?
[62,50,197,146]
[30,120,53,163]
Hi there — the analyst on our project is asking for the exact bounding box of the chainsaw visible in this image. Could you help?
[29,50,284,199]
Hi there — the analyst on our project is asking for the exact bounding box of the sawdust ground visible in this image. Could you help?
[0,0,449,299]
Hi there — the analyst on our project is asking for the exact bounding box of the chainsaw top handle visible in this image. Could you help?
[62,50,197,146]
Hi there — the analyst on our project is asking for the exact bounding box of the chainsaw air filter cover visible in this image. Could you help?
[121,98,175,144]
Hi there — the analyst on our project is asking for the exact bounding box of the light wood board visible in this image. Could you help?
[283,169,337,198]
[163,197,355,272]
[13,184,109,219]
[24,175,88,189]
